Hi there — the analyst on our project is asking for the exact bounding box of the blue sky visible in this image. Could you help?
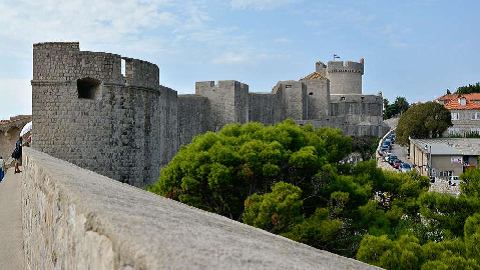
[1,0,479,119]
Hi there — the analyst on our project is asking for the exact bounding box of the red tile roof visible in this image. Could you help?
[436,94,458,101]
[300,72,327,80]
[466,93,480,100]
[444,99,480,110]
[437,93,480,101]
[437,93,480,110]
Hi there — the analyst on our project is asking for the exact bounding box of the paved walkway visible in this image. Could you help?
[0,168,24,270]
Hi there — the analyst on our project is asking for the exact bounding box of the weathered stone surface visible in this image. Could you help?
[31,42,388,187]
[22,148,381,270]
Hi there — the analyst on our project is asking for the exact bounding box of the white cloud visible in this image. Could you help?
[339,8,376,23]
[180,5,213,30]
[230,0,300,10]
[274,37,290,43]
[212,53,250,64]
[0,78,32,118]
[305,20,323,27]
[0,0,179,56]
[380,24,412,48]
[389,35,408,48]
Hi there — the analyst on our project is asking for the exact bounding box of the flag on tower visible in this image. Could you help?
[333,54,340,59]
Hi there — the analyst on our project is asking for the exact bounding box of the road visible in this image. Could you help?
[0,168,24,270]
[391,142,412,166]
[388,141,460,194]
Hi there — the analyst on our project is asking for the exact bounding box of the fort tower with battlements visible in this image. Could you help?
[32,42,388,186]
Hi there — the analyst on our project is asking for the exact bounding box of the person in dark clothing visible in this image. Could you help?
[0,156,4,181]
[14,137,22,174]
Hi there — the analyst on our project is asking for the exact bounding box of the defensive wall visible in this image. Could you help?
[21,147,380,270]
[32,42,388,187]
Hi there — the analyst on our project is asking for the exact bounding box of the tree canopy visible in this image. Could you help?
[148,120,480,269]
[148,120,352,220]
[383,96,410,120]
[456,82,480,95]
[395,101,452,146]
[356,167,480,270]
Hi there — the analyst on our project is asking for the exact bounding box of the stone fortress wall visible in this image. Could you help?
[32,42,166,187]
[22,147,380,270]
[32,42,388,187]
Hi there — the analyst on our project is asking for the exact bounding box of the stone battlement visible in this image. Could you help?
[33,42,80,51]
[327,59,364,74]
[33,42,159,90]
[31,42,388,187]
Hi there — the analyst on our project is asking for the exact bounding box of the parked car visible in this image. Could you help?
[449,176,461,186]
[382,142,390,148]
[387,155,398,164]
[393,160,403,169]
[400,163,411,172]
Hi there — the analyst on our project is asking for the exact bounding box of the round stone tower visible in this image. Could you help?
[31,42,163,187]
[326,58,364,95]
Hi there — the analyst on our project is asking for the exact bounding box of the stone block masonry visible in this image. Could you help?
[0,115,31,161]
[32,42,388,187]
[21,148,381,270]
[32,42,164,187]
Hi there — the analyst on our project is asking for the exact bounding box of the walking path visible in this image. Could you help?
[0,168,24,270]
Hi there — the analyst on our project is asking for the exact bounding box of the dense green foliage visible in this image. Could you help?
[356,168,480,270]
[149,120,351,220]
[396,101,452,146]
[456,82,480,95]
[149,120,480,269]
[447,131,480,138]
[383,97,410,120]
[351,136,380,160]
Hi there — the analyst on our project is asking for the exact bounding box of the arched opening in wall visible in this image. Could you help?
[77,78,101,100]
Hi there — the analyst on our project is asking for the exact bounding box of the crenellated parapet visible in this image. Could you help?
[32,42,159,91]
[30,42,388,187]
[327,59,364,75]
[326,59,365,95]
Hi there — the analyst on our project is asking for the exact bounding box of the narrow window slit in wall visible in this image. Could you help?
[121,59,126,77]
[122,58,134,78]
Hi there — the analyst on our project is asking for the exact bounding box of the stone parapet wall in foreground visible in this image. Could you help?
[21,148,380,270]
